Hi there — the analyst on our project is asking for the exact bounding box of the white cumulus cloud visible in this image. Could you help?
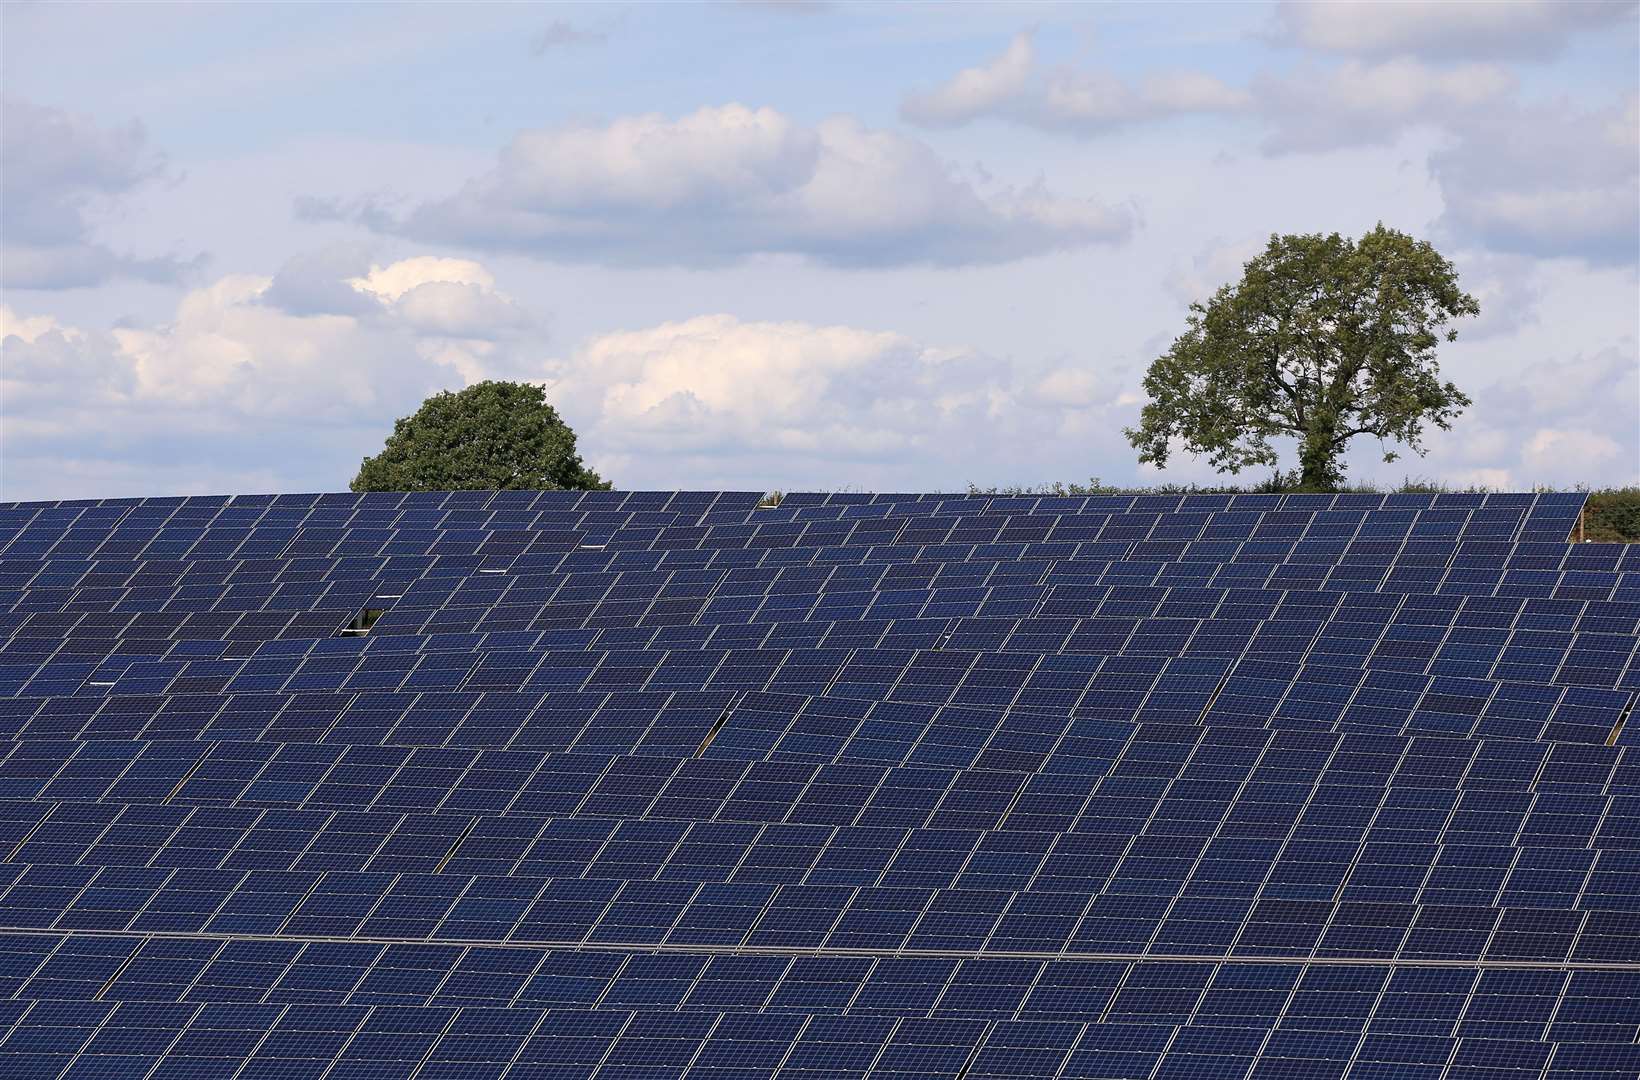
[901,32,1249,135]
[303,103,1134,267]
[0,305,80,345]
[346,255,532,343]
[545,314,1125,488]
[1418,345,1639,488]
[0,255,549,500]
[1522,429,1624,474]
[2,262,1132,497]
[348,256,496,301]
[901,32,1038,127]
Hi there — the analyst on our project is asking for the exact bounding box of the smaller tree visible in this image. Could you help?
[352,380,609,492]
[1125,225,1479,490]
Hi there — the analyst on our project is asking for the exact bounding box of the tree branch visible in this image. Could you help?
[1327,425,1381,449]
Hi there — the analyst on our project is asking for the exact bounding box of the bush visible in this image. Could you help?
[1582,488,1640,543]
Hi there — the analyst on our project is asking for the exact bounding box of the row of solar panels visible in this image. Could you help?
[0,711,1627,798]
[2,980,1636,1079]
[0,730,1630,882]
[2,863,1636,965]
[1,715,1629,817]
[9,581,1640,652]
[10,585,1638,648]
[0,499,1575,531]
[43,632,1640,700]
[14,583,1640,633]
[11,629,1637,722]
[7,645,1634,737]
[0,819,1634,956]
[11,607,1639,667]
[2,687,1625,766]
[0,487,1589,515]
[0,519,1590,569]
[0,501,1574,537]
[4,930,1640,1018]
[1,767,1629,882]
[1,648,1635,743]
[6,545,1640,611]
[12,559,1640,625]
[0,491,1587,547]
[6,550,1633,609]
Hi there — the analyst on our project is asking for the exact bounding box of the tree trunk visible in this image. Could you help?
[1298,425,1340,491]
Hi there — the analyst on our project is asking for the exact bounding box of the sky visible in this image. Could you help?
[2,0,1637,501]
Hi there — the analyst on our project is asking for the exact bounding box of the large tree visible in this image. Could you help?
[352,380,609,492]
[1126,225,1479,490]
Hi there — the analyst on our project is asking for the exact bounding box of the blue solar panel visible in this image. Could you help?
[0,487,1632,1078]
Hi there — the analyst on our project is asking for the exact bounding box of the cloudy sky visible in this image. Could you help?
[3,0,1636,500]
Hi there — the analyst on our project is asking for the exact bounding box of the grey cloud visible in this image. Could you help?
[530,20,607,55]
[735,1,832,14]
[902,33,1632,267]
[902,26,1622,184]
[261,243,380,317]
[292,193,404,233]
[1429,96,1639,264]
[1249,66,1635,265]
[1269,0,1637,62]
[313,105,1133,268]
[1451,255,1543,342]
[2,244,202,291]
[0,98,201,289]
[1251,59,1514,154]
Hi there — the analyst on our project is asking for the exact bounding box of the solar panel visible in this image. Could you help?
[0,488,1632,1077]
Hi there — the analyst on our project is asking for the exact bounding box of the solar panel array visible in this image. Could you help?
[0,488,1634,1079]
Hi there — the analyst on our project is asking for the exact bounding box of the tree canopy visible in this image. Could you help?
[351,380,609,492]
[1125,225,1479,490]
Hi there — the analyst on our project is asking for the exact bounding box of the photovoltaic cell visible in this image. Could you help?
[0,488,1632,1078]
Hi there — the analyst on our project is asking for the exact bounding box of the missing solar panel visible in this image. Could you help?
[1609,691,1637,746]
[92,949,137,1002]
[1196,663,1237,723]
[434,818,480,874]
[339,607,385,636]
[696,695,744,756]
[163,757,206,803]
[951,1027,991,1080]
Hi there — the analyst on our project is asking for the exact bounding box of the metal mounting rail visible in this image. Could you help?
[5,926,1637,972]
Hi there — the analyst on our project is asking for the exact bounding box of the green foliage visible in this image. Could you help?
[1582,488,1640,543]
[1126,225,1479,490]
[351,381,609,493]
[966,478,1121,497]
